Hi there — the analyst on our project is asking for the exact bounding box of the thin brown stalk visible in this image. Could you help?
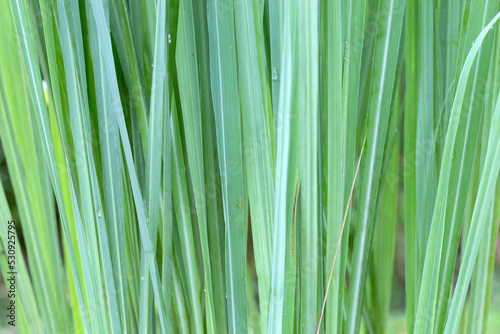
[315,133,368,334]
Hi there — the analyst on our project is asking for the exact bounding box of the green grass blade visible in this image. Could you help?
[467,200,493,334]
[109,0,149,152]
[123,171,141,328]
[161,3,179,322]
[416,0,437,276]
[201,89,227,334]
[297,0,320,331]
[45,81,87,333]
[175,0,217,331]
[444,55,500,334]
[138,0,168,329]
[170,97,204,333]
[281,85,300,334]
[0,4,70,331]
[89,2,128,331]
[207,0,248,331]
[404,0,418,330]
[6,0,95,331]
[0,80,63,334]
[370,82,401,334]
[441,0,461,133]
[234,0,274,331]
[162,95,173,325]
[481,179,500,331]
[268,0,281,120]
[466,23,500,333]
[479,28,500,333]
[59,0,127,330]
[267,0,299,330]
[173,250,191,333]
[344,0,404,332]
[322,0,344,331]
[7,0,500,333]
[37,0,71,154]
[435,2,498,332]
[338,0,366,325]
[86,0,171,330]
[0,175,44,332]
[414,11,500,333]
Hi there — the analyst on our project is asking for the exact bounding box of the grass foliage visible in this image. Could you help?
[1,0,500,333]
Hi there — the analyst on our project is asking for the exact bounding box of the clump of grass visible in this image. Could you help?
[1,0,500,333]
